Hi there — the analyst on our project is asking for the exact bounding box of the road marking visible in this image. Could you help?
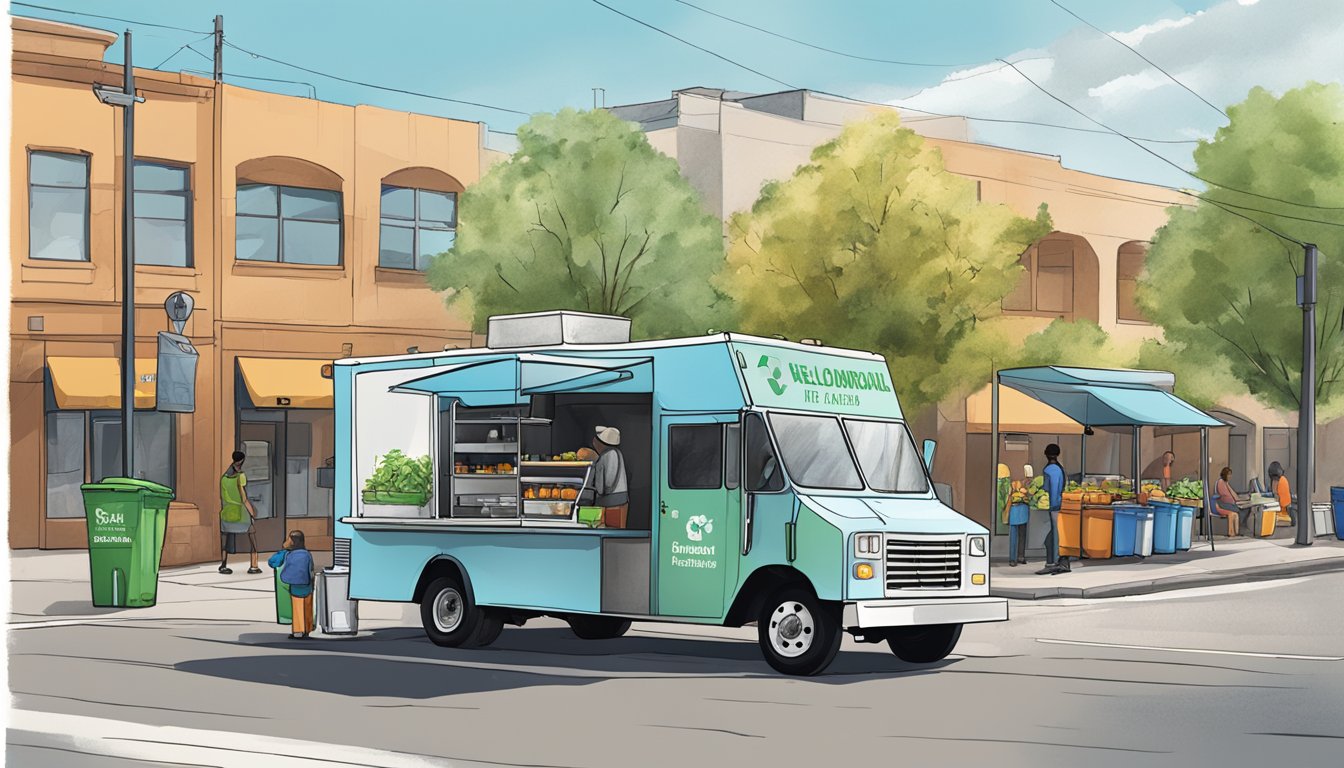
[7,709,452,767]
[1036,638,1344,661]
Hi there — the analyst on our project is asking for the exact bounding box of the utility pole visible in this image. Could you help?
[93,31,144,478]
[213,15,223,82]
[1295,243,1318,546]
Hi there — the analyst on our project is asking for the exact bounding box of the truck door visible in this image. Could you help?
[656,415,737,618]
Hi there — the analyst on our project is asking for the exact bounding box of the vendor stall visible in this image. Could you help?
[989,367,1227,558]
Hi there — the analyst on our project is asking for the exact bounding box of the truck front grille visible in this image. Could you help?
[885,537,961,591]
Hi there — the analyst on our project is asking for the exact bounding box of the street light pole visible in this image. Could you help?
[94,30,144,478]
[1295,243,1318,546]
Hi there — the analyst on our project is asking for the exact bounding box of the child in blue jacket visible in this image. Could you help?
[269,530,315,638]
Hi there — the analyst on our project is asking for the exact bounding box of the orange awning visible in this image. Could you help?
[966,383,1084,435]
[46,357,157,410]
[238,358,333,408]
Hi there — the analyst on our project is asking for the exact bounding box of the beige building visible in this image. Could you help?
[612,87,1342,530]
[10,17,499,564]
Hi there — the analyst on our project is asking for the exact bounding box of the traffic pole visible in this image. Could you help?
[121,30,137,478]
[1295,243,1317,546]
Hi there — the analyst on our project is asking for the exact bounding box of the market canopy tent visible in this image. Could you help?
[990,366,1225,552]
[966,385,1083,434]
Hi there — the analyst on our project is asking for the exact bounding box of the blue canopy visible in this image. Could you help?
[998,366,1224,428]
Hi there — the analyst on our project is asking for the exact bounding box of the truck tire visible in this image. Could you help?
[886,623,963,663]
[472,610,505,647]
[757,586,842,676]
[420,576,486,648]
[566,614,632,640]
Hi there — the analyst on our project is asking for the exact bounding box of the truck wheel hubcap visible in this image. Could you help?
[768,601,814,658]
[433,588,464,633]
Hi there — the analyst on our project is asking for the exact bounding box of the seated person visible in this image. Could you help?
[1213,466,1241,537]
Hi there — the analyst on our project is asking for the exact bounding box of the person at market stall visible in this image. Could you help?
[1267,461,1295,525]
[1214,466,1243,537]
[1036,443,1069,575]
[1142,451,1176,489]
[591,426,628,529]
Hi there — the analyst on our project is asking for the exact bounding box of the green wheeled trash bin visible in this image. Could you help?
[274,568,293,625]
[81,478,175,608]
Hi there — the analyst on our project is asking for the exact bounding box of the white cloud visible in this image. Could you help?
[880,0,1344,187]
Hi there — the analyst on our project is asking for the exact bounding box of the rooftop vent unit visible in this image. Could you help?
[486,311,632,349]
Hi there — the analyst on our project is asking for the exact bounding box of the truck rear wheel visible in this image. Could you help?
[886,623,962,663]
[420,576,487,648]
[757,586,842,676]
[566,614,632,640]
[472,609,505,647]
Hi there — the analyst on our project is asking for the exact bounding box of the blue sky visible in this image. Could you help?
[11,1,1340,188]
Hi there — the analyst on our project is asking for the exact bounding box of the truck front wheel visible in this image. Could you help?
[757,587,842,676]
[885,623,962,663]
[420,576,487,648]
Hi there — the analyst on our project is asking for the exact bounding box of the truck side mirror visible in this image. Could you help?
[923,439,937,471]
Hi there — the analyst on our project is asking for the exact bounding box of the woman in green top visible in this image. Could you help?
[220,450,261,575]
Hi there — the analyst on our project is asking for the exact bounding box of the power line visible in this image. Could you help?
[671,0,975,68]
[995,58,1344,213]
[11,2,209,34]
[153,33,214,71]
[589,0,794,90]
[221,40,531,117]
[182,68,318,99]
[1048,0,1227,119]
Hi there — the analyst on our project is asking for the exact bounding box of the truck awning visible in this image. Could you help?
[46,357,157,409]
[998,366,1223,428]
[237,358,333,408]
[390,354,653,398]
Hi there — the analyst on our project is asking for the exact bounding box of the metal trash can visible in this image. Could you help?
[1134,507,1155,557]
[1312,501,1336,539]
[81,477,175,607]
[317,567,359,635]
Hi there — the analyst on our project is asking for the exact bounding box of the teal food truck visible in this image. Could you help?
[331,312,1006,675]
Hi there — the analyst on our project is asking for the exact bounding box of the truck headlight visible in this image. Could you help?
[968,536,987,557]
[854,533,883,559]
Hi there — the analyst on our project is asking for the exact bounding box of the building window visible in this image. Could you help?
[379,186,457,270]
[1002,250,1033,312]
[1117,242,1148,323]
[90,411,176,488]
[236,184,342,266]
[1035,240,1075,314]
[46,412,86,518]
[135,160,192,267]
[29,151,90,261]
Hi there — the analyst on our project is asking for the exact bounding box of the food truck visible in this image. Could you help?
[331,311,1006,675]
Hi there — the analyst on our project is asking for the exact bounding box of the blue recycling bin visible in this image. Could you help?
[1177,505,1195,550]
[1151,500,1180,554]
[1112,504,1140,557]
[1332,487,1344,541]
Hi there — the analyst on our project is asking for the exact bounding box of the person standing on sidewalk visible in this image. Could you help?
[219,450,261,575]
[269,530,315,639]
[1036,443,1069,575]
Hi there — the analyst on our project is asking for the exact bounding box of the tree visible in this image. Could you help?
[428,109,731,339]
[1139,82,1344,415]
[718,112,1052,415]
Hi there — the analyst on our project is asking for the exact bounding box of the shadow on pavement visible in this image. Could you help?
[39,601,125,617]
[175,625,954,698]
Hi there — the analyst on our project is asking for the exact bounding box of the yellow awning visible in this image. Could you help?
[238,358,332,408]
[966,384,1084,435]
[46,357,157,410]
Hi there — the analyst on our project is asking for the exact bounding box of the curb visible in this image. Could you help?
[991,556,1344,600]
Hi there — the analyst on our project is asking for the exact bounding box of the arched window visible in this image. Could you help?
[235,157,344,266]
[1116,241,1148,323]
[378,167,464,271]
[1001,233,1100,322]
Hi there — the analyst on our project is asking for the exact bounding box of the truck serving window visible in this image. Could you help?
[767,413,863,491]
[843,419,930,494]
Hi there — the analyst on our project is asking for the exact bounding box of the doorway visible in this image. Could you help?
[239,416,286,547]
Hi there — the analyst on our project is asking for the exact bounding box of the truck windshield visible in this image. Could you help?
[843,419,930,493]
[767,413,863,490]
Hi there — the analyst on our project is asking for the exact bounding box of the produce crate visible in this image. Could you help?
[1057,508,1081,558]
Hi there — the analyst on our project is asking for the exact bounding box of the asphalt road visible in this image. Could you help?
[8,573,1344,768]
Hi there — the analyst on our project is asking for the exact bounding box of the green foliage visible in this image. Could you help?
[718,112,1051,415]
[363,450,433,499]
[1166,478,1205,500]
[1140,82,1344,412]
[427,109,731,339]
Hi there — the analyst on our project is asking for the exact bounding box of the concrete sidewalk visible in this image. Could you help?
[991,535,1344,599]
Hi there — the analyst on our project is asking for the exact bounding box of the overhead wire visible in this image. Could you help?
[1048,0,1227,119]
[10,1,209,34]
[152,33,214,71]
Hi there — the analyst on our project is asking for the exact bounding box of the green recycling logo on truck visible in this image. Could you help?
[747,344,897,415]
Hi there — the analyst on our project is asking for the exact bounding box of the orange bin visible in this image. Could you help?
[1057,508,1082,558]
[1082,507,1115,559]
